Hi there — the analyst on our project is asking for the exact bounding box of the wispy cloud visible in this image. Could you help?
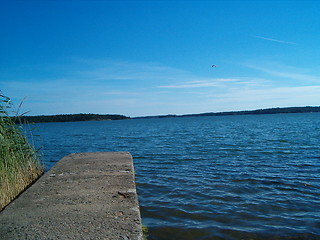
[4,57,319,117]
[157,77,269,89]
[76,60,193,82]
[202,85,320,112]
[157,79,227,89]
[254,35,297,45]
[245,62,320,83]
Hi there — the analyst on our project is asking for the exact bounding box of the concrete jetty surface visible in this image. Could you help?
[0,152,143,240]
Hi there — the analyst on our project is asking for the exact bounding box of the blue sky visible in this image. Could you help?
[1,1,320,117]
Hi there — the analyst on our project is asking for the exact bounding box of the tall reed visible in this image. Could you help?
[0,94,43,211]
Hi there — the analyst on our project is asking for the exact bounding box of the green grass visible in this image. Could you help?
[0,94,44,211]
[142,225,149,240]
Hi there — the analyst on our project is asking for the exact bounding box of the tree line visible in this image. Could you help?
[134,106,320,119]
[15,113,130,123]
[195,106,320,117]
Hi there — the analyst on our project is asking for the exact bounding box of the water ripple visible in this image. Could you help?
[34,113,320,239]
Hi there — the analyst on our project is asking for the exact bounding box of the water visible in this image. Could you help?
[31,113,320,239]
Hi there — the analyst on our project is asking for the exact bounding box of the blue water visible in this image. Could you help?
[32,113,320,239]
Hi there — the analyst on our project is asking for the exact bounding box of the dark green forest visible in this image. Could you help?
[185,106,320,117]
[15,113,130,123]
[13,106,320,123]
[135,106,320,119]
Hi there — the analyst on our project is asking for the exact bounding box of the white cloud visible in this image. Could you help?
[4,58,319,117]
[157,77,269,89]
[209,85,320,110]
[157,80,221,89]
[245,63,320,83]
[254,35,297,45]
[76,60,193,82]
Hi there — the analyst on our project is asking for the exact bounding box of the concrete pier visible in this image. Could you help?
[0,152,143,240]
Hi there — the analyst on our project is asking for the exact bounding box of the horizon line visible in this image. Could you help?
[23,105,320,118]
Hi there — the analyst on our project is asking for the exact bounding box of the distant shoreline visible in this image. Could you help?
[15,106,320,123]
[133,106,320,119]
[15,113,130,124]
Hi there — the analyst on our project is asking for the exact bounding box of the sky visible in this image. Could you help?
[1,0,320,117]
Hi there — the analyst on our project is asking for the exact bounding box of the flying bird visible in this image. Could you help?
[211,64,217,67]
